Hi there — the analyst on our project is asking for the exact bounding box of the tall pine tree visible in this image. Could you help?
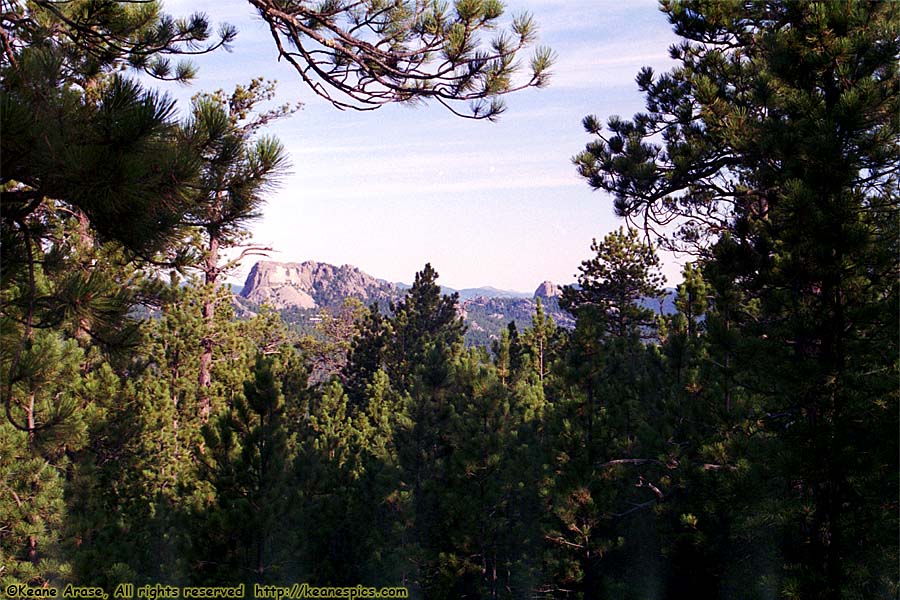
[574,2,899,596]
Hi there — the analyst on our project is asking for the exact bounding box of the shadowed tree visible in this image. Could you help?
[544,228,668,598]
[574,2,899,596]
[191,354,295,585]
[385,263,465,393]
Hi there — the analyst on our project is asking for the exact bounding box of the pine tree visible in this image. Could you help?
[344,304,391,403]
[293,380,373,584]
[542,228,670,598]
[385,264,465,393]
[0,333,87,587]
[299,298,366,384]
[180,81,292,421]
[191,355,295,585]
[521,298,558,384]
[561,227,665,341]
[247,0,554,119]
[65,364,188,586]
[2,1,232,260]
[441,351,546,599]
[664,262,710,388]
[651,262,751,597]
[574,2,899,595]
[493,328,513,387]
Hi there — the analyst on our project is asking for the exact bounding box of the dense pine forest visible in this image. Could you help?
[1,1,898,599]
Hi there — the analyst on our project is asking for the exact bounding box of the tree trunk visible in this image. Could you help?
[198,233,219,422]
[74,209,94,345]
[538,333,544,383]
[26,392,39,566]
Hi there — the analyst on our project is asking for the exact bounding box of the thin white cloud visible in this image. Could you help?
[286,138,470,156]
[163,0,250,21]
[285,173,583,200]
[548,39,676,89]
[518,0,665,35]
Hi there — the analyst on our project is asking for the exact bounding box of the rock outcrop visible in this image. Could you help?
[533,280,561,299]
[241,260,399,310]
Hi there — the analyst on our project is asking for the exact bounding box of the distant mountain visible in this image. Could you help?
[386,280,411,292]
[459,294,574,346]
[638,290,678,316]
[241,260,399,310]
[450,286,533,300]
[386,281,531,300]
[238,260,677,345]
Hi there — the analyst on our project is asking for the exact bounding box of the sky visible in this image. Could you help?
[160,0,682,292]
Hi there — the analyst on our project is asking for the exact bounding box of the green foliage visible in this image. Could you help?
[1,0,230,258]
[65,367,185,587]
[388,342,549,597]
[343,263,465,398]
[5,1,234,85]
[1,2,895,598]
[575,1,899,596]
[521,298,560,384]
[182,82,293,252]
[294,380,380,583]
[190,355,295,585]
[344,304,391,403]
[387,264,465,385]
[561,227,665,340]
[0,418,71,586]
[251,0,554,118]
[541,231,670,598]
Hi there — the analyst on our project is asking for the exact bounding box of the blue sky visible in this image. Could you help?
[161,0,681,292]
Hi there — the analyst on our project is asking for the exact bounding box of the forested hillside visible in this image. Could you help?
[1,2,897,599]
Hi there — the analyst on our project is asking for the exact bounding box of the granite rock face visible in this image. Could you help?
[533,280,561,299]
[241,260,399,310]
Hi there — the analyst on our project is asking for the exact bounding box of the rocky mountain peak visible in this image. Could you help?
[241,260,398,310]
[533,280,561,300]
